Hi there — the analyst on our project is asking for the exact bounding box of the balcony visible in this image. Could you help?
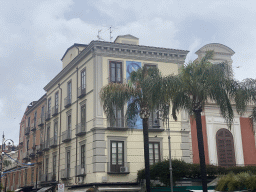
[64,96,72,108]
[36,144,43,155]
[45,111,51,121]
[28,148,35,158]
[78,86,86,98]
[42,140,50,151]
[75,165,86,177]
[62,129,71,143]
[38,117,45,126]
[107,118,128,131]
[25,126,30,135]
[31,120,36,131]
[148,119,164,132]
[22,152,30,161]
[40,173,55,182]
[76,123,86,136]
[52,106,58,117]
[61,169,71,180]
[107,162,130,174]
[50,136,58,148]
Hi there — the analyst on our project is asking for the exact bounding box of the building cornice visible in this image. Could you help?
[44,41,189,91]
[25,94,47,115]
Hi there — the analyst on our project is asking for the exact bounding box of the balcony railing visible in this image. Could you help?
[22,152,30,161]
[52,106,58,117]
[62,129,72,143]
[107,162,130,174]
[64,96,72,108]
[76,123,86,136]
[36,144,43,155]
[78,86,86,98]
[50,136,58,148]
[41,173,54,182]
[38,117,45,126]
[31,119,36,131]
[45,111,51,121]
[42,140,50,151]
[25,126,30,135]
[148,118,164,132]
[28,148,35,158]
[107,118,127,131]
[75,165,86,177]
[61,169,70,180]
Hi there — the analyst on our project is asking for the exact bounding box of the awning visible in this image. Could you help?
[36,186,53,192]
[68,186,141,192]
[14,188,22,192]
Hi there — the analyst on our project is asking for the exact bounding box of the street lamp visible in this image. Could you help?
[0,133,15,192]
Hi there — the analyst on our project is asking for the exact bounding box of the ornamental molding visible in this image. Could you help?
[44,41,189,91]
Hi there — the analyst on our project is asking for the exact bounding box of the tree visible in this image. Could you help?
[100,66,169,192]
[168,51,237,192]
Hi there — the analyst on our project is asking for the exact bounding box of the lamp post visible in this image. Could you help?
[0,133,15,192]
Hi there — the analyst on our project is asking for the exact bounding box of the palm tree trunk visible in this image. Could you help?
[143,118,151,192]
[193,108,207,192]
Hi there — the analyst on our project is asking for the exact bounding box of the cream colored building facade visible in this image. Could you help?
[42,35,191,186]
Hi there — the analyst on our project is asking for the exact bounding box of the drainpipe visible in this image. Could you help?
[75,67,79,184]
[58,83,62,183]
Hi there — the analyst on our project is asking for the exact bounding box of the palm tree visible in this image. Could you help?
[100,66,169,192]
[168,51,237,192]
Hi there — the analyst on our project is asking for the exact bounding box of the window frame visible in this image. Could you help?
[109,61,123,83]
[149,142,160,165]
[55,91,59,110]
[81,69,86,90]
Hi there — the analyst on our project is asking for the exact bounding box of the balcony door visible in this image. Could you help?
[110,141,124,172]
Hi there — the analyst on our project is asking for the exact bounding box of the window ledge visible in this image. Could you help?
[107,172,130,174]
[148,128,165,132]
[107,127,129,131]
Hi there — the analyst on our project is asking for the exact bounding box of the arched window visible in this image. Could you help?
[216,128,236,167]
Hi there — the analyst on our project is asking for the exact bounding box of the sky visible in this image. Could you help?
[1,0,256,144]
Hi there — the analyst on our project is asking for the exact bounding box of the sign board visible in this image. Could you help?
[58,184,65,192]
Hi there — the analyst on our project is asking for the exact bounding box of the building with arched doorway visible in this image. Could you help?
[191,43,256,166]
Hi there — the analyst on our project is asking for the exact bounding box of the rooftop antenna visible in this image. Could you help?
[109,26,118,42]
[97,29,104,41]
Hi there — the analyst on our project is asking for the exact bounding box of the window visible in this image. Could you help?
[67,81,72,99]
[41,106,44,119]
[144,64,157,69]
[27,139,29,151]
[34,111,37,127]
[81,69,86,90]
[148,110,160,128]
[27,117,30,127]
[110,141,124,172]
[31,168,34,184]
[55,92,59,111]
[54,121,58,143]
[45,157,49,181]
[13,173,15,188]
[67,150,70,178]
[149,142,160,165]
[81,104,86,130]
[25,169,27,185]
[33,134,36,147]
[67,114,71,131]
[40,130,43,145]
[110,61,122,83]
[53,154,57,179]
[110,106,124,127]
[48,98,51,112]
[47,125,50,142]
[81,144,85,168]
